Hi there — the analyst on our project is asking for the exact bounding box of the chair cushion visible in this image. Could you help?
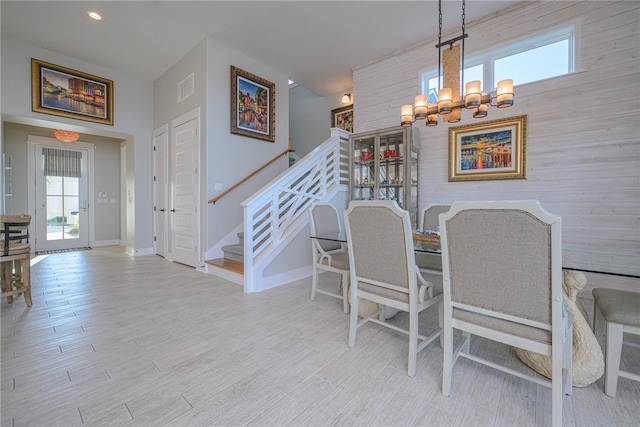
[320,251,350,270]
[1,241,31,256]
[454,308,552,345]
[593,288,640,327]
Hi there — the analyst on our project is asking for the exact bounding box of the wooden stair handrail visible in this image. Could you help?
[208,148,295,205]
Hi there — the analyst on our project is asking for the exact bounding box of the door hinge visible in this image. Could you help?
[154,236,157,241]
[153,146,156,151]
[154,176,156,181]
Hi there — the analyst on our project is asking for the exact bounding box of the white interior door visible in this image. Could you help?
[170,111,200,267]
[153,125,168,257]
[31,141,92,252]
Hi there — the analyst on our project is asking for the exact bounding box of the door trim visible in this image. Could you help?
[153,124,169,257]
[27,135,95,251]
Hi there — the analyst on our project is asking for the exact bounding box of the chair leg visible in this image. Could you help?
[310,264,318,301]
[21,257,32,307]
[604,321,623,397]
[348,284,359,348]
[1,261,14,303]
[408,305,418,377]
[438,300,444,347]
[593,303,606,349]
[341,272,349,314]
[442,323,453,396]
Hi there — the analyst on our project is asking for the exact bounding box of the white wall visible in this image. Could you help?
[153,36,292,257]
[289,85,354,158]
[353,1,640,280]
[204,37,291,249]
[1,37,154,253]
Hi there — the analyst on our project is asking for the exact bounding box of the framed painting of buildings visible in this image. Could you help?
[230,66,275,142]
[449,115,527,182]
[31,58,113,125]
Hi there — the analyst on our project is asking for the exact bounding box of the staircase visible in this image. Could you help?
[205,128,351,292]
[222,232,244,262]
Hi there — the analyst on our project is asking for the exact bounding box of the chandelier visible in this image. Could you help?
[53,129,80,142]
[401,0,514,127]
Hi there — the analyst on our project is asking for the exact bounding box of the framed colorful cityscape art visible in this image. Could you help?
[31,58,113,125]
[448,115,527,182]
[230,66,275,142]
[331,104,354,133]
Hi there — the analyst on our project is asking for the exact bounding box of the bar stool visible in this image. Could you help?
[592,288,640,397]
[0,214,32,306]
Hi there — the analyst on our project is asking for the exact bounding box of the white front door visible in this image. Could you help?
[153,125,168,257]
[170,110,200,267]
[29,139,93,252]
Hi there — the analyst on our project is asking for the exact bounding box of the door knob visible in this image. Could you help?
[159,209,166,212]
[170,209,176,212]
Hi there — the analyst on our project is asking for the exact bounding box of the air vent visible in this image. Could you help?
[177,73,194,103]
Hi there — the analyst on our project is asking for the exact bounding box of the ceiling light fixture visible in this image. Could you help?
[401,0,514,128]
[87,11,102,20]
[54,129,80,142]
[341,93,352,104]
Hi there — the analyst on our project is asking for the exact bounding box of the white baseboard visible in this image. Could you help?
[124,246,154,256]
[92,239,120,247]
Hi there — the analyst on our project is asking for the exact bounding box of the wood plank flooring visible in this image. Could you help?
[2,247,639,426]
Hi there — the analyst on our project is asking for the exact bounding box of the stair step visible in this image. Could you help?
[222,244,244,262]
[205,258,243,274]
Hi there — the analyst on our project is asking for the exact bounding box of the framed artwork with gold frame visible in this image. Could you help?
[31,58,113,125]
[230,66,275,142]
[449,115,527,182]
[331,105,354,133]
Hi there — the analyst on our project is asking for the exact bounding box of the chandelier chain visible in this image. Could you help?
[438,0,443,91]
[461,0,466,91]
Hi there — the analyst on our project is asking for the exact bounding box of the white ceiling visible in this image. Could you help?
[1,1,522,96]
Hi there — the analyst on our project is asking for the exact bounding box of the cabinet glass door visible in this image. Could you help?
[352,136,376,200]
[378,131,405,207]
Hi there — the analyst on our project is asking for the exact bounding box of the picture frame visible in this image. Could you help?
[331,104,354,133]
[449,115,527,182]
[230,66,275,142]
[31,58,113,125]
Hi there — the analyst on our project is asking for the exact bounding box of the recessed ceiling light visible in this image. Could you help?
[87,11,102,20]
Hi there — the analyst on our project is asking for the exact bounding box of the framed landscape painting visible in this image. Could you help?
[331,105,354,133]
[230,66,275,142]
[31,58,113,125]
[448,115,527,182]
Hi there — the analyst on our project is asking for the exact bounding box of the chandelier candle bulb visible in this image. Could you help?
[438,88,453,114]
[400,104,414,127]
[465,80,482,108]
[496,79,514,107]
[473,103,488,118]
[413,95,428,119]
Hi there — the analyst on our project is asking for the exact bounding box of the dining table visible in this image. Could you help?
[310,232,443,274]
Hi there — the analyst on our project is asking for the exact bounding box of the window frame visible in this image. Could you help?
[420,23,578,96]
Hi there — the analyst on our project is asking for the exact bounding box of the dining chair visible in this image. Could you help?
[344,200,443,377]
[419,203,450,231]
[309,202,350,313]
[1,214,33,306]
[592,288,640,397]
[439,201,572,426]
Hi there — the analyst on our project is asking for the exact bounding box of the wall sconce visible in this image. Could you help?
[341,93,351,104]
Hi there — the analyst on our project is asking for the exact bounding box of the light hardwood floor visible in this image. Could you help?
[2,247,638,426]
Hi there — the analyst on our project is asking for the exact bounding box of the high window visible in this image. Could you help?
[421,25,576,99]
